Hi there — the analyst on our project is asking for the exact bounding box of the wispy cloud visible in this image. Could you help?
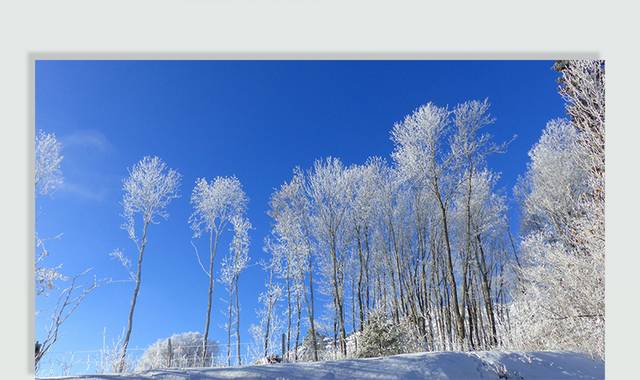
[58,181,107,202]
[62,130,113,152]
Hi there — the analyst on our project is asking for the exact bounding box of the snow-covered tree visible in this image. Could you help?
[554,60,605,203]
[220,215,251,366]
[35,130,63,195]
[268,168,318,361]
[136,332,219,370]
[297,328,328,361]
[252,69,603,362]
[356,307,421,358]
[117,156,181,372]
[34,131,100,372]
[344,158,384,333]
[189,176,247,365]
[36,269,97,371]
[306,157,352,356]
[391,102,468,348]
[515,119,588,238]
[35,130,65,298]
[252,240,283,360]
[511,60,605,358]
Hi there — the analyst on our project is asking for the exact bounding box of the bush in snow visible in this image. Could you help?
[136,332,219,371]
[356,308,421,358]
[295,328,328,362]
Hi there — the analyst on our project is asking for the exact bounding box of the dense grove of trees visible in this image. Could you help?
[35,60,605,374]
[261,99,513,359]
[256,60,604,361]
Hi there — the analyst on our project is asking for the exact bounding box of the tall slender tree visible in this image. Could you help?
[190,176,247,365]
[306,158,351,356]
[117,156,181,372]
[268,169,319,361]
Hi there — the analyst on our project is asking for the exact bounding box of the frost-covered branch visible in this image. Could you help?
[35,130,63,195]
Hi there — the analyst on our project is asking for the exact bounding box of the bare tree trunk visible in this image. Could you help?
[351,275,356,335]
[435,187,465,349]
[330,234,347,356]
[227,287,233,366]
[383,240,400,324]
[356,231,365,332]
[202,230,220,366]
[286,266,292,354]
[475,233,498,346]
[392,234,407,320]
[117,221,149,373]
[364,228,371,319]
[432,242,447,350]
[235,277,242,366]
[307,259,318,361]
[461,166,473,349]
[294,293,301,361]
[333,311,337,360]
[264,266,275,358]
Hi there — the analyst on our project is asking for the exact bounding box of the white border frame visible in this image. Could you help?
[1,1,637,378]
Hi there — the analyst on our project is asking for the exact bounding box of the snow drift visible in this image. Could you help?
[38,350,604,380]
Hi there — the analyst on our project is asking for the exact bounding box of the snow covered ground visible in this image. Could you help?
[38,351,604,380]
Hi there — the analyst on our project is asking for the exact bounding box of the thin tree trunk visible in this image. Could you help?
[461,166,473,349]
[202,230,220,365]
[294,292,301,361]
[117,221,149,373]
[333,310,337,360]
[264,266,275,358]
[235,277,242,366]
[330,234,347,356]
[306,253,319,361]
[475,233,498,346]
[356,231,365,332]
[351,275,356,335]
[364,228,371,319]
[435,187,465,349]
[227,287,233,366]
[286,266,292,354]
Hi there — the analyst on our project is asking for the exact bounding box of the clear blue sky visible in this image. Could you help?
[35,60,566,373]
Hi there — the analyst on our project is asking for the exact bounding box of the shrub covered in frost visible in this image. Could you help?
[136,332,218,370]
[356,308,422,358]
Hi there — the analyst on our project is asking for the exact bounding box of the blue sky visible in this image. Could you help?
[35,60,566,373]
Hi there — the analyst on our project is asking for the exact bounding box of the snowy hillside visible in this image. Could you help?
[38,351,604,380]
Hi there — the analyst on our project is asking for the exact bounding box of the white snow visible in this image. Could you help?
[38,351,604,380]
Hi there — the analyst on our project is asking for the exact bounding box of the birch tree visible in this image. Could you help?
[345,158,383,332]
[391,103,467,348]
[268,168,319,360]
[220,215,251,365]
[306,157,351,356]
[117,156,181,372]
[254,238,283,359]
[190,176,247,365]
